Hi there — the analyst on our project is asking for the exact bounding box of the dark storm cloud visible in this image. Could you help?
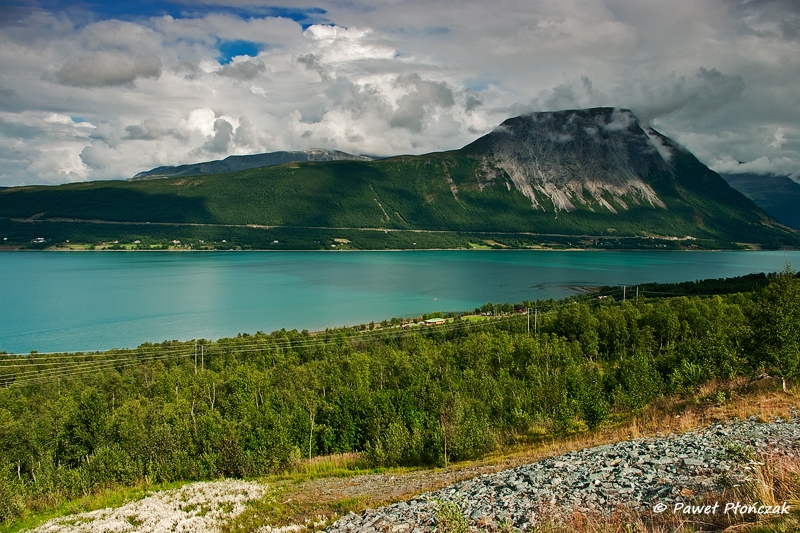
[0,116,44,138]
[297,53,329,80]
[233,116,257,148]
[543,84,580,112]
[123,117,168,140]
[56,52,162,87]
[463,91,482,113]
[726,0,800,39]
[216,59,267,80]
[389,73,455,132]
[341,81,392,120]
[202,117,233,153]
[630,68,746,122]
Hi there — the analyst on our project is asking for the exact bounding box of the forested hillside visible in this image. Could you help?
[2,109,799,250]
[1,270,799,524]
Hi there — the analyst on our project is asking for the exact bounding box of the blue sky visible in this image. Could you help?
[6,1,329,26]
[0,0,799,185]
[217,40,262,64]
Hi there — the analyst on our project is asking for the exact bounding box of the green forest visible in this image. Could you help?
[1,270,799,524]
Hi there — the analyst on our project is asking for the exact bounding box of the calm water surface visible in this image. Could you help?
[2,250,799,353]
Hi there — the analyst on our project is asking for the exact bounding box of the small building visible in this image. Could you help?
[423,318,447,326]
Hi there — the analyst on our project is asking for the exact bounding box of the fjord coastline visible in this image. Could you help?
[3,249,800,354]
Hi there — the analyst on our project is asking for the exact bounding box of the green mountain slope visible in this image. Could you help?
[1,108,797,249]
[131,148,373,180]
[722,173,800,230]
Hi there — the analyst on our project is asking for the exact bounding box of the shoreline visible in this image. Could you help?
[0,245,777,253]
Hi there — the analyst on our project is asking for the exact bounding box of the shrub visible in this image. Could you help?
[0,468,25,524]
[434,500,470,533]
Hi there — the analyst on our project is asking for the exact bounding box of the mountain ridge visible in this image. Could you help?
[131,148,373,180]
[1,107,798,249]
[722,173,800,230]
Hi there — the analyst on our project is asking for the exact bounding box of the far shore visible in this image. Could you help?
[0,247,759,252]
[0,243,767,253]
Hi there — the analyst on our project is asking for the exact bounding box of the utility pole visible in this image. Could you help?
[194,343,197,375]
[527,308,531,335]
[201,345,204,371]
[535,308,538,335]
[636,286,639,304]
[623,285,626,302]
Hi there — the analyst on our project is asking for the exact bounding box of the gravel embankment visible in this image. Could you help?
[325,418,800,532]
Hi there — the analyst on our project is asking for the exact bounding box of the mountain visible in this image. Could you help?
[131,148,373,180]
[722,173,800,230]
[1,107,798,250]
[462,108,670,213]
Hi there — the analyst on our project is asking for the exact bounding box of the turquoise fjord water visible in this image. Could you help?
[2,250,800,354]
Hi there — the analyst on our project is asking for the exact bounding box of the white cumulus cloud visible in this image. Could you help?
[0,0,797,185]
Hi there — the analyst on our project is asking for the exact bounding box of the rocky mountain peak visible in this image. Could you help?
[465,107,675,213]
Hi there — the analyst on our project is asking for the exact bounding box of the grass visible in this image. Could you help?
[461,315,491,322]
[222,453,412,532]
[279,453,381,482]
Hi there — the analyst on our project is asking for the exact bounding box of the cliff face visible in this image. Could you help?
[464,108,679,213]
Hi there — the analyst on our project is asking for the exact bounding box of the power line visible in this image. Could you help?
[5,353,193,386]
[0,315,529,385]
[1,294,625,387]
[2,351,194,385]
[0,346,197,368]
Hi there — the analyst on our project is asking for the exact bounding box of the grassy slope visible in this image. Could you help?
[1,151,798,247]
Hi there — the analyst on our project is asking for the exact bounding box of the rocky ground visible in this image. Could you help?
[28,480,264,533]
[324,417,800,532]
